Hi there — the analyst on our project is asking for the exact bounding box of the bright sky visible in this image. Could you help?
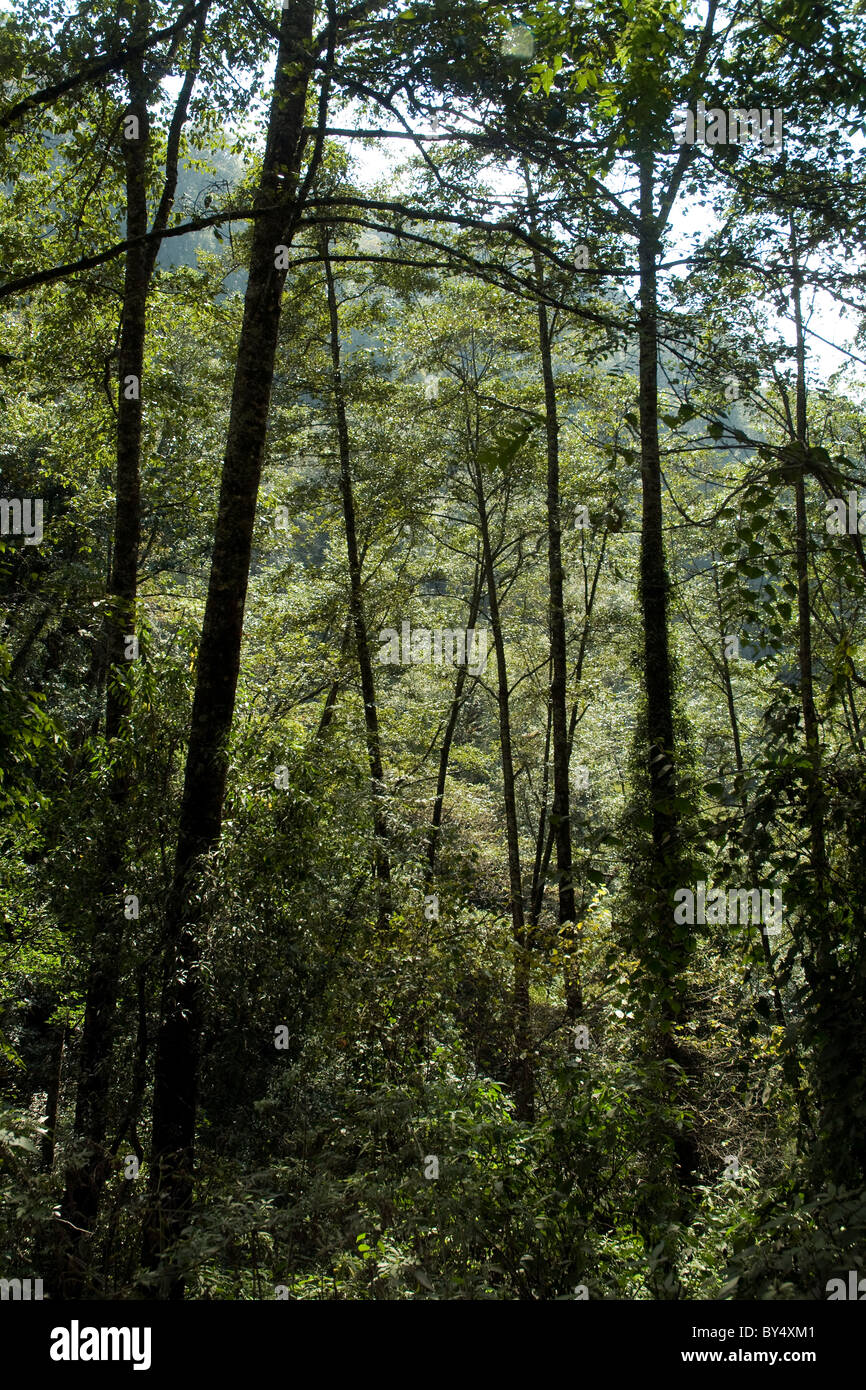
[1,1,860,389]
[343,122,861,391]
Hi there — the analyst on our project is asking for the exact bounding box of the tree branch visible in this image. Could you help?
[0,1,208,130]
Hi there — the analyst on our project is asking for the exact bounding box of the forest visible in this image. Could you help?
[1,0,865,1311]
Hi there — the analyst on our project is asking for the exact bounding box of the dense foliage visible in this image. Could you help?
[1,0,865,1300]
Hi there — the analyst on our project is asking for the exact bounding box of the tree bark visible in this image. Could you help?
[323,242,391,923]
[636,148,698,1197]
[58,0,212,1296]
[530,534,607,1019]
[533,258,576,936]
[142,0,317,1295]
[713,565,786,1025]
[40,1023,66,1175]
[426,562,483,884]
[528,673,553,924]
[637,152,678,914]
[58,10,151,1293]
[472,453,533,1119]
[789,217,828,897]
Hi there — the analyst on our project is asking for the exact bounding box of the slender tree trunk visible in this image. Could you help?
[41,1023,66,1175]
[636,149,698,1197]
[108,962,150,1164]
[316,677,341,739]
[531,536,607,1016]
[714,566,786,1024]
[637,153,678,921]
[58,21,150,1293]
[315,618,352,740]
[533,261,576,935]
[718,638,743,779]
[143,0,317,1295]
[9,606,51,677]
[59,2,211,1295]
[789,218,828,898]
[323,243,391,923]
[843,679,864,754]
[528,675,553,925]
[426,562,483,884]
[532,244,584,1021]
[472,457,533,1119]
[787,217,839,1162]
[524,171,576,970]
[142,2,210,284]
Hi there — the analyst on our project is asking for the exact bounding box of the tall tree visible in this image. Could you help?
[58,0,210,1295]
[526,178,577,957]
[143,0,319,1293]
[322,238,392,924]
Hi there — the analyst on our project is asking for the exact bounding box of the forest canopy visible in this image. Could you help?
[1,0,866,1309]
